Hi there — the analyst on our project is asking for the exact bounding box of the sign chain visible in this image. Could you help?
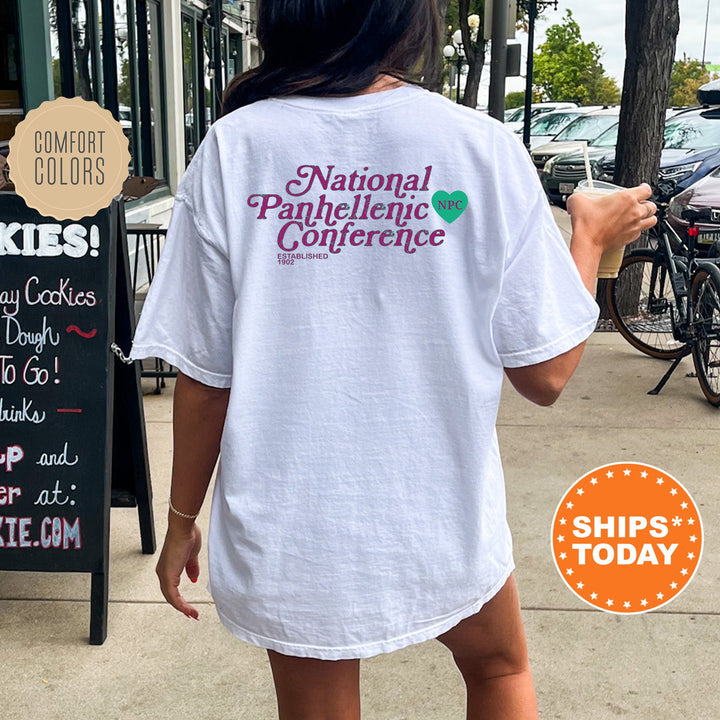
[110,342,134,365]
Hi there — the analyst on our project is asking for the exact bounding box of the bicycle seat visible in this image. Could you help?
[681,207,714,223]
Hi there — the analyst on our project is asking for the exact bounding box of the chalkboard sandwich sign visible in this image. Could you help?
[0,192,155,644]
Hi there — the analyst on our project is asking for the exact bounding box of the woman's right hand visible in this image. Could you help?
[156,520,202,620]
[566,183,658,255]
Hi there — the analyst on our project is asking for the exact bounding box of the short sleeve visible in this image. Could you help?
[129,196,234,387]
[491,189,599,368]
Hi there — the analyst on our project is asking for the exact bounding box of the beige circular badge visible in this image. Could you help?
[8,97,130,221]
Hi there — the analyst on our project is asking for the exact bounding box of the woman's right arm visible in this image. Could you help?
[504,184,657,406]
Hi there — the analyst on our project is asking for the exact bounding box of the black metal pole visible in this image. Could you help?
[56,0,75,98]
[522,0,537,151]
[87,0,103,103]
[100,0,118,118]
[489,0,509,121]
[214,0,224,118]
[136,0,153,176]
[701,0,710,67]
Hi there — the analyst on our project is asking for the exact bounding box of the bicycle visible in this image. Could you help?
[605,179,720,406]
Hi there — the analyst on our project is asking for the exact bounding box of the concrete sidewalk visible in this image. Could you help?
[2,209,719,718]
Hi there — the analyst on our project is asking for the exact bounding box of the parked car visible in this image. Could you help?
[540,104,720,204]
[540,122,619,204]
[596,106,720,192]
[697,78,720,105]
[531,107,620,172]
[504,102,579,132]
[516,106,604,149]
[667,165,720,253]
[118,104,132,132]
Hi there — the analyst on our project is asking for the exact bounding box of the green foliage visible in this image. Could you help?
[669,56,718,106]
[52,59,61,99]
[505,90,526,109]
[586,64,622,106]
[532,10,619,105]
[118,58,131,107]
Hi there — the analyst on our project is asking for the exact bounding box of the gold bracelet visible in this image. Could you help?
[169,497,200,520]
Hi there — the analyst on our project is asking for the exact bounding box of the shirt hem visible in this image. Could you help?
[499,315,598,368]
[211,561,515,660]
[129,342,232,388]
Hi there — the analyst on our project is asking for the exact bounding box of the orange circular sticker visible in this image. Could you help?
[8,97,130,221]
[551,462,703,614]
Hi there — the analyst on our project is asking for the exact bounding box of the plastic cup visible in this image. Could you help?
[574,179,625,279]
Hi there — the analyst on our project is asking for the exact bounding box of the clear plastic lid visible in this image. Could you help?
[575,179,623,193]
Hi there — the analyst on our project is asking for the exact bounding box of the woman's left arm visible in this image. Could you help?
[155,370,230,619]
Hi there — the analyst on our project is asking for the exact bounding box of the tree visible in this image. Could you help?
[451,0,488,109]
[669,55,718,107]
[608,0,679,317]
[614,1,679,189]
[443,1,527,108]
[505,90,526,109]
[118,58,132,107]
[586,65,622,106]
[430,0,453,93]
[532,10,619,105]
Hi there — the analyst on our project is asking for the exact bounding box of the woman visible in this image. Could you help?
[130,2,656,718]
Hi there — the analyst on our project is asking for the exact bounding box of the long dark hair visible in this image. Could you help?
[222,0,441,114]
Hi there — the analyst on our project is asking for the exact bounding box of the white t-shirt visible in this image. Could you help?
[130,84,599,660]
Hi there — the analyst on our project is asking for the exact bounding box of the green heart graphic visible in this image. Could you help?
[431,190,468,223]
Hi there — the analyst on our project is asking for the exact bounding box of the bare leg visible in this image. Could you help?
[436,574,538,720]
[267,649,361,720]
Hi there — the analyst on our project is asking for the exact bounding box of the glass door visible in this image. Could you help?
[0,0,23,148]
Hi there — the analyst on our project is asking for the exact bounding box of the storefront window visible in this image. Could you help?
[115,0,135,166]
[9,1,253,182]
[49,0,100,101]
[146,0,165,179]
[182,14,198,165]
[182,5,246,166]
[203,23,213,130]
[0,0,23,146]
[227,33,242,80]
[71,0,98,101]
[182,9,214,166]
[45,0,166,180]
[49,3,61,98]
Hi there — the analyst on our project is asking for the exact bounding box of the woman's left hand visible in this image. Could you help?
[156,521,202,619]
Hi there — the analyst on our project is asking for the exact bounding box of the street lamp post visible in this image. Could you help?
[701,0,711,68]
[453,28,465,103]
[442,43,456,100]
[516,0,558,150]
[443,29,466,104]
[456,50,463,104]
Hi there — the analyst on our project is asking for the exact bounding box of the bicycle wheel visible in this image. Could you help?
[690,267,720,406]
[606,251,686,359]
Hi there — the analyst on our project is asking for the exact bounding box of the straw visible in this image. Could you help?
[581,141,594,189]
